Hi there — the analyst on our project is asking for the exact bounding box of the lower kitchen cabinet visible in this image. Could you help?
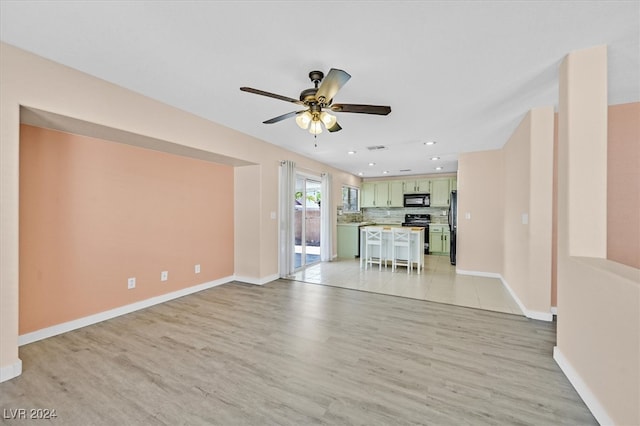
[337,224,360,258]
[429,225,451,255]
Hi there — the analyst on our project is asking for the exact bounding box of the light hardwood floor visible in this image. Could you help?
[291,255,524,315]
[1,280,595,425]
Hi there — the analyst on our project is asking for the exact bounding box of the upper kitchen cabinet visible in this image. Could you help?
[430,178,451,207]
[362,181,404,207]
[403,179,431,194]
[378,180,404,207]
[361,182,377,207]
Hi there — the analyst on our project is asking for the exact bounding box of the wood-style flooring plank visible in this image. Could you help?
[0,280,596,425]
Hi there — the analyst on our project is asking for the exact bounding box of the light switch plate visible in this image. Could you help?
[127,277,136,289]
[161,271,168,281]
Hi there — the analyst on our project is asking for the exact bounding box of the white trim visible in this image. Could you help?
[233,273,279,286]
[550,306,557,315]
[553,346,613,426]
[0,359,22,383]
[455,269,553,322]
[18,276,234,346]
[499,275,553,322]
[456,268,501,279]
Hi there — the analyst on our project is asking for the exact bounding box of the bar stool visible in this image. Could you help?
[391,227,412,274]
[364,226,384,270]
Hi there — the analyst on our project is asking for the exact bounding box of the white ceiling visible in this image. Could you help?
[1,1,638,178]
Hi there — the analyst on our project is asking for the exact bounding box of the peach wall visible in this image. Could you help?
[501,106,554,316]
[1,42,361,380]
[527,107,555,312]
[551,103,639,306]
[502,112,532,305]
[463,106,554,319]
[234,165,262,280]
[456,150,504,274]
[607,102,640,269]
[19,125,234,333]
[551,115,558,307]
[556,45,639,426]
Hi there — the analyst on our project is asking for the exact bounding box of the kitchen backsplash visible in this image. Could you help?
[338,207,449,224]
[337,211,363,223]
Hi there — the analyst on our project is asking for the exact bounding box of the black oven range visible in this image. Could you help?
[401,214,430,254]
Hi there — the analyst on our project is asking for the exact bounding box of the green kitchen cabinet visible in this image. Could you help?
[429,224,450,255]
[361,183,377,207]
[430,178,451,207]
[337,224,360,258]
[403,179,431,194]
[362,181,403,207]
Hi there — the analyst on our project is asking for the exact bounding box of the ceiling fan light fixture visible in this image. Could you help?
[295,111,312,129]
[309,119,323,135]
[319,111,337,129]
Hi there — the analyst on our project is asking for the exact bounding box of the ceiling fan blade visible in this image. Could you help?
[240,87,305,105]
[327,122,342,133]
[315,68,351,104]
[330,104,392,115]
[263,110,305,124]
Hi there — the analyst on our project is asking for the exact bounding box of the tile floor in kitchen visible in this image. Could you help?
[289,254,524,316]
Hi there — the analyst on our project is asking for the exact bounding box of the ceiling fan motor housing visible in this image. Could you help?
[300,88,318,103]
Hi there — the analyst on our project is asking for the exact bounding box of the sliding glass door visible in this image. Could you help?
[294,175,321,269]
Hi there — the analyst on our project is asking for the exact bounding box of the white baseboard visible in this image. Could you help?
[18,276,234,346]
[455,268,502,279]
[499,276,553,322]
[0,359,22,383]
[553,346,612,425]
[455,269,553,321]
[233,273,279,286]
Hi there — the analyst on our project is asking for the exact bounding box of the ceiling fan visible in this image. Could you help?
[240,68,391,135]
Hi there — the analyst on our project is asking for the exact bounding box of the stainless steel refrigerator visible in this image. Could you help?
[448,190,457,265]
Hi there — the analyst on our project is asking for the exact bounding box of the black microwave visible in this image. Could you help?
[403,193,430,207]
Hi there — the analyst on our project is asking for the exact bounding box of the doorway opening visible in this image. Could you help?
[295,175,321,269]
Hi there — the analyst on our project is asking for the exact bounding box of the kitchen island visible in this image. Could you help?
[359,226,425,272]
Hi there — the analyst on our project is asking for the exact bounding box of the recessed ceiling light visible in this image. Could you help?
[358,172,364,176]
[347,150,356,155]
[368,162,376,166]
[382,170,389,174]
[424,141,437,146]
[435,166,443,171]
[430,156,440,161]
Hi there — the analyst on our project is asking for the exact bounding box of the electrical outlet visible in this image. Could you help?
[195,264,201,274]
[161,271,168,281]
[127,277,136,289]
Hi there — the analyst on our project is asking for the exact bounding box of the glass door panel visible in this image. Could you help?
[294,175,321,269]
